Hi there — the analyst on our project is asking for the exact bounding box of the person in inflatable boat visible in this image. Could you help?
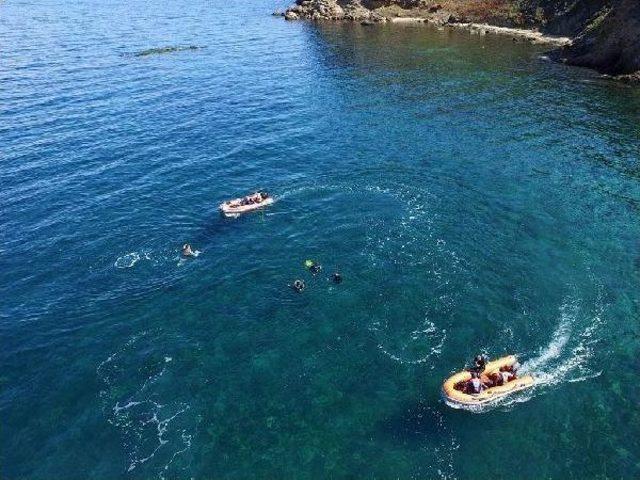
[469,354,488,374]
[486,362,521,387]
[463,355,523,392]
[241,191,270,206]
[466,371,483,394]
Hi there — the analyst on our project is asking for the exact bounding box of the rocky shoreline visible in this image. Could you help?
[276,0,640,82]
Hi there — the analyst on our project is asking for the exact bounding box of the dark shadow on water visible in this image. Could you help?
[123,45,206,58]
[376,398,448,445]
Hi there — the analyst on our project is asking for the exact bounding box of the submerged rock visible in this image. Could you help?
[130,45,204,57]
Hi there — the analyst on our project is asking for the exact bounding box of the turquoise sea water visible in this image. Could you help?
[2,0,640,478]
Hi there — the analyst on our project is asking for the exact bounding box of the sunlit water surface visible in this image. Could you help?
[2,0,640,478]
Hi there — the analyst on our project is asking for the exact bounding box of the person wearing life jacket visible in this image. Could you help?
[467,371,483,394]
[499,363,518,383]
[469,354,488,374]
[488,372,503,387]
[308,262,322,275]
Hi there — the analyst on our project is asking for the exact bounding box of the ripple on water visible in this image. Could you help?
[97,332,197,479]
[444,293,605,414]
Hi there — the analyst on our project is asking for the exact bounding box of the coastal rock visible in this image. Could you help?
[284,0,345,20]
[279,0,640,80]
[284,0,392,22]
[556,0,640,77]
[615,72,640,83]
[426,10,457,27]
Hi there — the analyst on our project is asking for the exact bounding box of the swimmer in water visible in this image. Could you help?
[308,263,322,275]
[331,272,342,284]
[290,279,305,293]
[182,243,195,257]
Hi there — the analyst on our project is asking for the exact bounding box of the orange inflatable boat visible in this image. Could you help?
[442,355,534,407]
[219,192,274,217]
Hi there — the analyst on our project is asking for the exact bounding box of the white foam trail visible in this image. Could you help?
[114,250,154,269]
[446,296,604,413]
[376,311,448,367]
[520,302,573,374]
[114,252,141,269]
[522,298,603,388]
[97,333,194,478]
[177,248,202,266]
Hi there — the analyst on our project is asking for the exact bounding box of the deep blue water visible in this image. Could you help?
[2,0,640,478]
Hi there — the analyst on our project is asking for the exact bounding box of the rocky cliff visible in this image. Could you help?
[280,0,640,80]
[554,0,640,80]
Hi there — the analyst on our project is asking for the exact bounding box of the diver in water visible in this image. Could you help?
[331,272,342,284]
[307,261,322,275]
[182,243,195,257]
[290,279,306,293]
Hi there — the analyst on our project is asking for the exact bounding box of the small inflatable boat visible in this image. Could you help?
[219,193,274,217]
[442,355,534,407]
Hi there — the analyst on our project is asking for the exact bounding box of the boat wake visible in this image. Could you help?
[97,332,196,479]
[277,181,462,369]
[446,295,604,413]
[376,317,447,366]
[520,297,604,388]
[359,184,463,368]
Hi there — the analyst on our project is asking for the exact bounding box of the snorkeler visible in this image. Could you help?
[290,279,306,293]
[331,272,342,284]
[305,260,322,275]
[182,243,195,257]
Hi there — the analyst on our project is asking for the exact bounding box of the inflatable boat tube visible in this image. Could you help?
[442,355,534,406]
[219,196,274,217]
